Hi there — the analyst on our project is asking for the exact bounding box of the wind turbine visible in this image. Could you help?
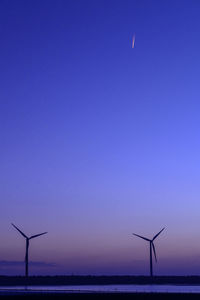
[11,223,47,277]
[132,228,165,277]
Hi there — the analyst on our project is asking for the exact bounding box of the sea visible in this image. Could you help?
[1,285,200,294]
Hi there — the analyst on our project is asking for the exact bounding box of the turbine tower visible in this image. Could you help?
[132,228,165,277]
[12,223,47,277]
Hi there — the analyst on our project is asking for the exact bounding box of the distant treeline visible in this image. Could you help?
[1,275,200,286]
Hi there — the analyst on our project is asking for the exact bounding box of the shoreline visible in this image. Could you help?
[0,291,200,300]
[1,276,200,286]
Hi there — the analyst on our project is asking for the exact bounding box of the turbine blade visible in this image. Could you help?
[132,233,150,242]
[153,227,165,241]
[152,242,157,262]
[11,223,27,238]
[29,232,48,239]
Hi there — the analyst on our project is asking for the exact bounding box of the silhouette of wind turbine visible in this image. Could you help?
[11,223,47,277]
[132,228,165,277]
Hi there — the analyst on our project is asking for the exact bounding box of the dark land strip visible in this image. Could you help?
[1,292,200,300]
[2,276,200,286]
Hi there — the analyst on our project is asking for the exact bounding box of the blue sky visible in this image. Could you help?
[1,0,200,275]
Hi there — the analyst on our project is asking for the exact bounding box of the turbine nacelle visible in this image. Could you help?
[133,227,165,243]
[11,223,47,240]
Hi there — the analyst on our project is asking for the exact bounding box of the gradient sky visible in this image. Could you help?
[1,0,200,276]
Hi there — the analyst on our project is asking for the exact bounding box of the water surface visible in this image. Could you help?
[1,285,200,294]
